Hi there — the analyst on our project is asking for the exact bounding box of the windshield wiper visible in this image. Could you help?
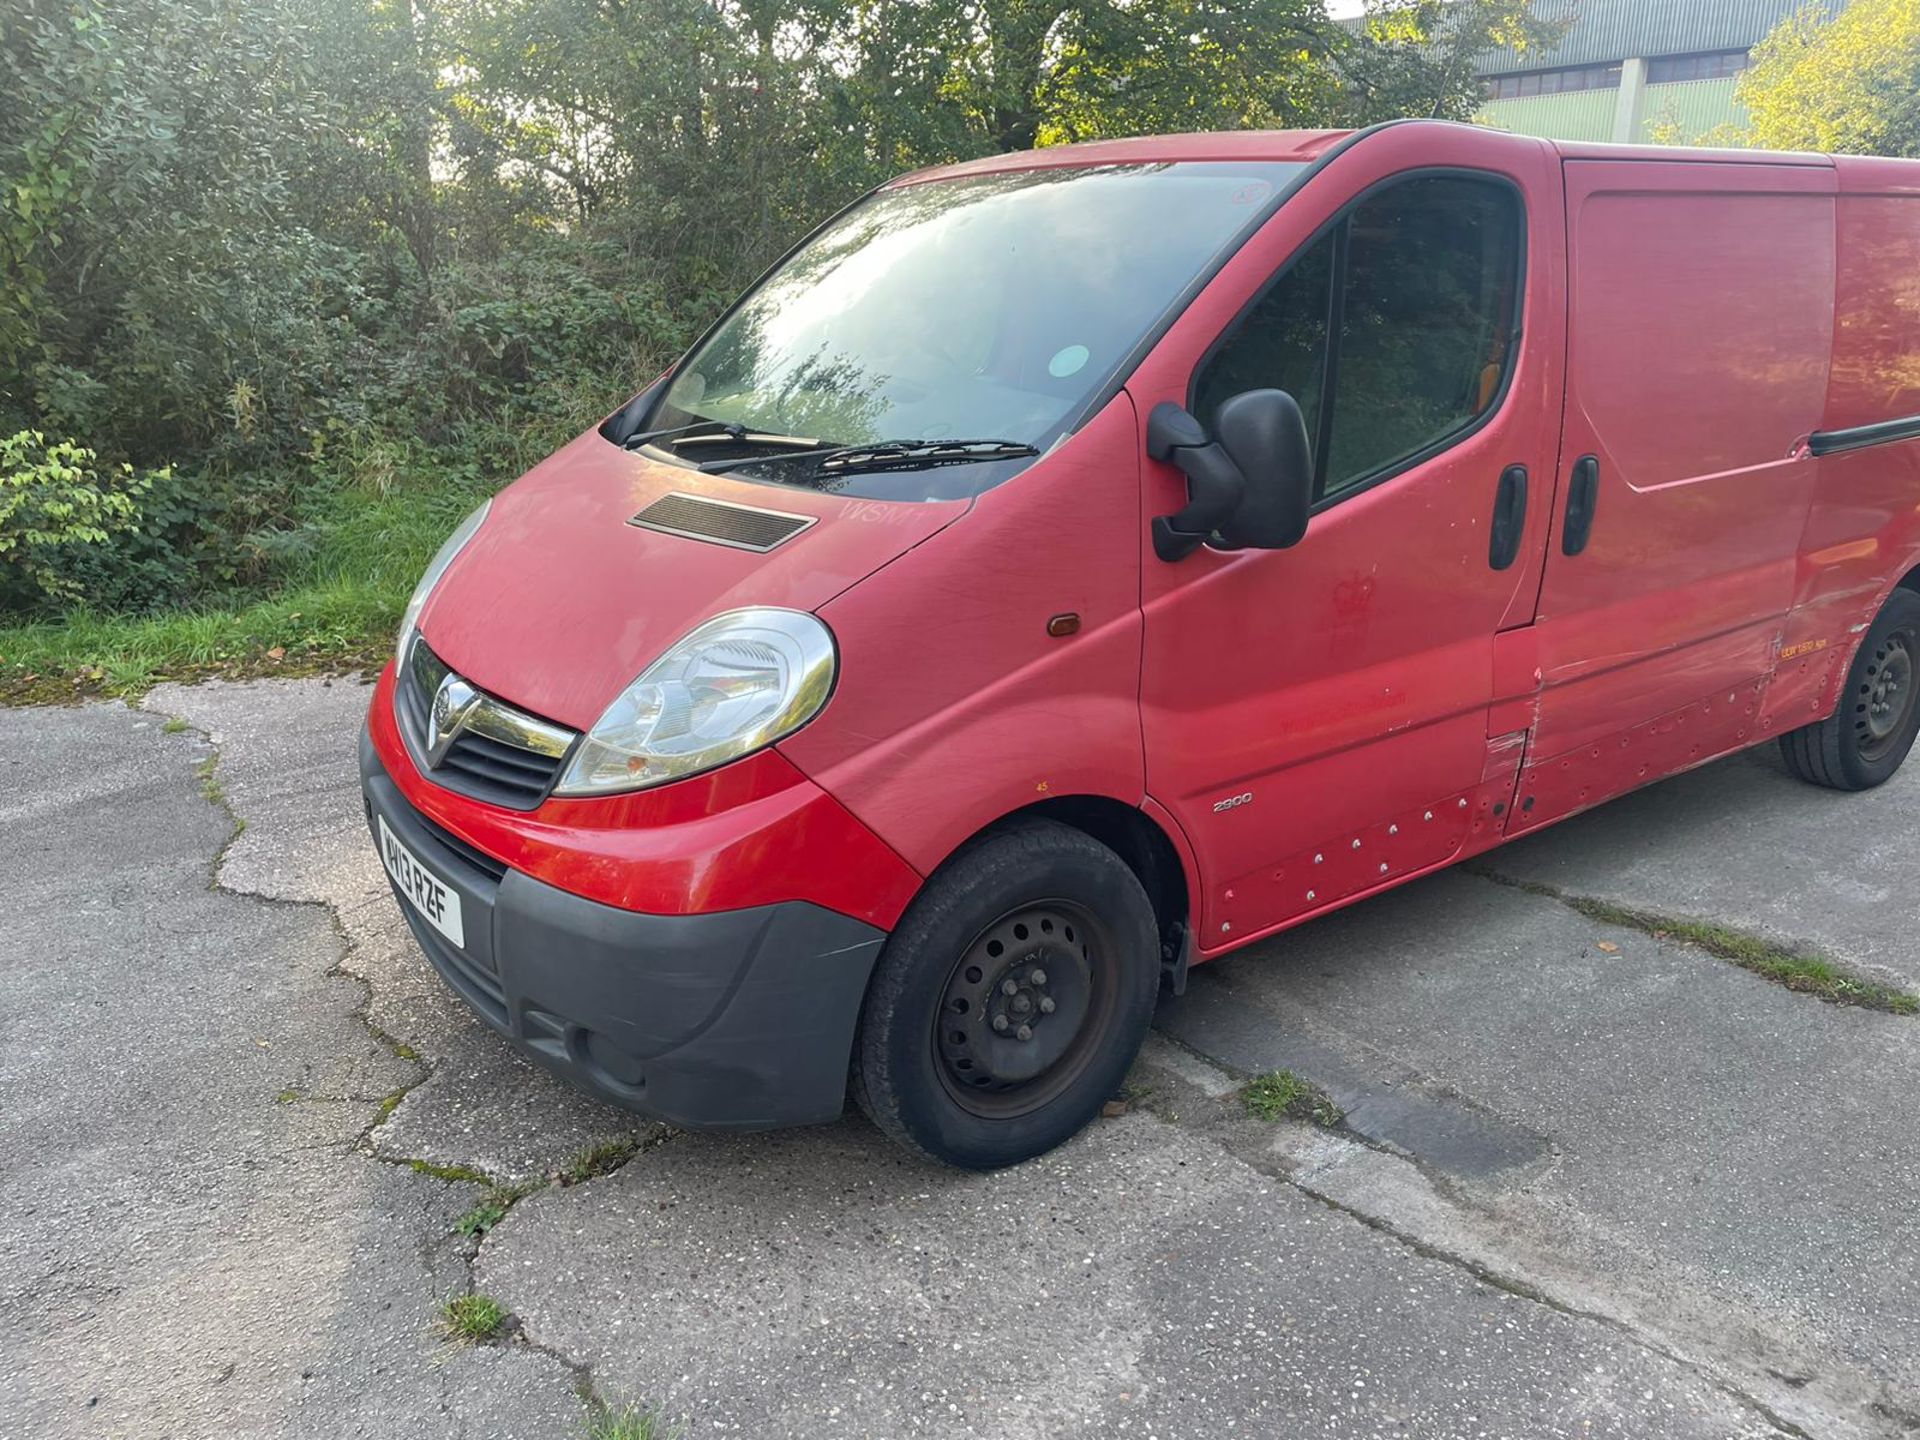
[622,418,823,453]
[701,438,1039,477]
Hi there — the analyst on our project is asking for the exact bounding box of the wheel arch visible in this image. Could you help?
[965,794,1195,981]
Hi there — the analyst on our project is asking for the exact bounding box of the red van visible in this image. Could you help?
[362,120,1920,1168]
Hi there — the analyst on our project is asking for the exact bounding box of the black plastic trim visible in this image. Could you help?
[1809,413,1920,457]
[362,728,889,1131]
[1187,162,1531,520]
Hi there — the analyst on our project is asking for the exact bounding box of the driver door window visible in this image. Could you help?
[1194,173,1524,505]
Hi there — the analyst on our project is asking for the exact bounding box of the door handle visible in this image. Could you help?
[1562,454,1600,556]
[1489,465,1528,571]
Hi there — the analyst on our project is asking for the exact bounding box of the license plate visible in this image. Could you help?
[378,815,465,948]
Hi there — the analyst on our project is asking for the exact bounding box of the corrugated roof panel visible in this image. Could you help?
[1478,0,1844,76]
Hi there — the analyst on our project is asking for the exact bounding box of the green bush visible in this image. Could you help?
[0,431,160,607]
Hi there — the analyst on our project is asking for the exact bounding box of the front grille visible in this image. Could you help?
[413,807,509,883]
[397,637,576,810]
[628,491,815,552]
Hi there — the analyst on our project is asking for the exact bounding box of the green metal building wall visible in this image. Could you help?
[1477,77,1748,144]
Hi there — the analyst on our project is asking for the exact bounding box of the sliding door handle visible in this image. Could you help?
[1489,465,1528,571]
[1562,454,1600,556]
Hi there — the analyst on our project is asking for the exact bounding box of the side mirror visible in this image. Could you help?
[1148,390,1313,561]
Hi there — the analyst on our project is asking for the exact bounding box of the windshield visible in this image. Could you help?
[645,160,1305,500]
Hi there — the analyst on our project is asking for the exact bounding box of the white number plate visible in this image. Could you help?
[378,815,465,948]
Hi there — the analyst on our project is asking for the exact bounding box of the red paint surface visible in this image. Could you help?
[375,123,1920,965]
[418,430,963,731]
[366,666,923,929]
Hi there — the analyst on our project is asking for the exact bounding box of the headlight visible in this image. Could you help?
[553,608,836,796]
[396,499,491,667]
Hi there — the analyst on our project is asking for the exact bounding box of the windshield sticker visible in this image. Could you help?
[1048,344,1091,379]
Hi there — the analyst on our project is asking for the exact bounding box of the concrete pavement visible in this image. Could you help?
[2,677,1914,1437]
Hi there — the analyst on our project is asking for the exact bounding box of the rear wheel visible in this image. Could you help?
[852,819,1160,1169]
[1781,588,1920,791]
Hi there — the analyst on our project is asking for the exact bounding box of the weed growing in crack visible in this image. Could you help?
[560,1137,641,1186]
[1242,1070,1343,1127]
[456,1182,544,1238]
[584,1400,683,1440]
[410,1158,493,1186]
[162,716,188,734]
[440,1293,509,1343]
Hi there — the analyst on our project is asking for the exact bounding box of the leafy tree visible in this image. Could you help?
[1736,0,1920,157]
[0,0,1553,620]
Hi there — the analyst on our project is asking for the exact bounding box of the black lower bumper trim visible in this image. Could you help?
[361,726,888,1130]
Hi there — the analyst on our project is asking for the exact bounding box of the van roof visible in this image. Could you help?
[888,129,1354,187]
[889,120,1888,191]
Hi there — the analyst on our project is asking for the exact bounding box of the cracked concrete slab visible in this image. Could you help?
[0,702,580,1437]
[146,678,660,1186]
[477,1115,1786,1440]
[1481,746,1920,990]
[1160,843,1920,1434]
[6,675,1907,1438]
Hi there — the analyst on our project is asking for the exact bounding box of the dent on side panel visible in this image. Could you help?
[776,394,1148,877]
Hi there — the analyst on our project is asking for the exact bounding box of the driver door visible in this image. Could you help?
[1133,126,1565,956]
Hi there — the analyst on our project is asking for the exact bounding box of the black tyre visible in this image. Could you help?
[852,819,1160,1169]
[1780,588,1920,791]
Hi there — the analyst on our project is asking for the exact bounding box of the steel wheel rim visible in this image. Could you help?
[934,900,1118,1120]
[1857,629,1916,761]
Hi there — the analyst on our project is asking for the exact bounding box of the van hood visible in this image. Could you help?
[416,431,967,731]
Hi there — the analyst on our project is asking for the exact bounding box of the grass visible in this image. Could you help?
[0,577,398,703]
[1242,1069,1343,1127]
[440,1292,509,1344]
[584,1402,683,1440]
[0,475,494,704]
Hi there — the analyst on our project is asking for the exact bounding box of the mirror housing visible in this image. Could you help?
[1149,390,1312,561]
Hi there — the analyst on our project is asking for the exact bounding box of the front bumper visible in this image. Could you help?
[361,728,887,1130]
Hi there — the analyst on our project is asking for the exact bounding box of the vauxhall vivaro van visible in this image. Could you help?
[363,120,1920,1167]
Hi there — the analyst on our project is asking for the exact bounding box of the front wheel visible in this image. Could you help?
[1781,588,1920,791]
[852,819,1161,1169]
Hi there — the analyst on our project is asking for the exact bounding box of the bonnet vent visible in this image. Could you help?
[628,492,815,553]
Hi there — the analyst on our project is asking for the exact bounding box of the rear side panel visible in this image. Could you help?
[1511,158,1836,833]
[1765,156,1920,731]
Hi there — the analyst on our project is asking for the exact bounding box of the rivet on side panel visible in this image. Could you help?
[1424,810,1434,821]
[1314,853,1324,864]
[1220,922,1231,934]
[1306,890,1317,902]
[1458,798,1468,809]
[1378,862,1389,874]
[1388,824,1399,835]
[1351,838,1362,850]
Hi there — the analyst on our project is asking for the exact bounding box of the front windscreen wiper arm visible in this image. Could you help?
[701,438,1039,477]
[623,418,744,451]
[626,418,825,455]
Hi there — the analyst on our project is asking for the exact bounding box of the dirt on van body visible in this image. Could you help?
[3,677,1916,1438]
